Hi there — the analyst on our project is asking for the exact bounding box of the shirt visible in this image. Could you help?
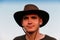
[13,35,56,40]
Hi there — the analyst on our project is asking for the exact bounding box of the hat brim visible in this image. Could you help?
[14,10,49,28]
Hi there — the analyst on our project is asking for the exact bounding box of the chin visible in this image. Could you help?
[27,30,36,33]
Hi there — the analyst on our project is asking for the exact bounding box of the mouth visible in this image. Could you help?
[27,25,34,28]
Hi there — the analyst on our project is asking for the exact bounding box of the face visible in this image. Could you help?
[22,14,43,33]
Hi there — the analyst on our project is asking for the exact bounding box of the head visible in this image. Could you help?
[21,13,43,32]
[14,4,49,33]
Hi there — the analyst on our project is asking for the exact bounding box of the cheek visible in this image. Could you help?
[22,21,28,27]
[33,20,40,27]
[34,19,40,24]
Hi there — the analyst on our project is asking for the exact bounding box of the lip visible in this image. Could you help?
[27,25,34,28]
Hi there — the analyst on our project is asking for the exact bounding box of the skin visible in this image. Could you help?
[22,14,45,40]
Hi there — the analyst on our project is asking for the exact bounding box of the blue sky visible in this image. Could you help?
[0,0,60,3]
[0,0,60,40]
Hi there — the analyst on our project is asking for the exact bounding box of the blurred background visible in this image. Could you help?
[0,0,60,40]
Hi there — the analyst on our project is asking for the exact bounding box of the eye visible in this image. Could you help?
[31,16,37,19]
[23,16,28,20]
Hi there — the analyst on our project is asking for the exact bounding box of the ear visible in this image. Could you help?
[39,18,43,25]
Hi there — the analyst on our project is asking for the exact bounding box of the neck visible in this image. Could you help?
[25,30,45,40]
[26,29,40,40]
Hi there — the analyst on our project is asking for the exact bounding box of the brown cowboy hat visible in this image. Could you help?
[13,4,49,27]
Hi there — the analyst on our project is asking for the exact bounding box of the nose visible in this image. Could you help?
[28,18,32,25]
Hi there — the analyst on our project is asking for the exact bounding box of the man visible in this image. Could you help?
[13,4,56,40]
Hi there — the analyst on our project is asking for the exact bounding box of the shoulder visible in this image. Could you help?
[42,35,56,40]
[13,35,26,40]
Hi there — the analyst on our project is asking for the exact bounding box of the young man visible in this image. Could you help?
[13,4,56,40]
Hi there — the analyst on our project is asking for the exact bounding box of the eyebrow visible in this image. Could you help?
[23,15,39,19]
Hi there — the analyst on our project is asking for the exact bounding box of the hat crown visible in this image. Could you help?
[24,4,39,11]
